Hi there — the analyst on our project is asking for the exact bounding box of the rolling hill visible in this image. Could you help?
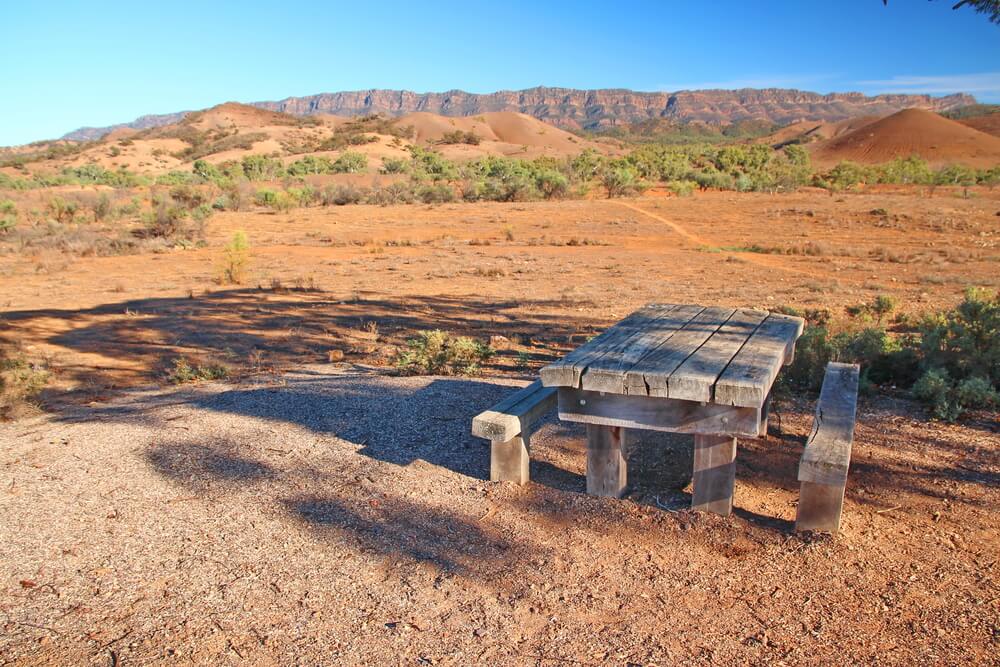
[809,108,1000,168]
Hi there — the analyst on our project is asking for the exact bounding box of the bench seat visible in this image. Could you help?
[795,362,860,534]
[472,380,557,484]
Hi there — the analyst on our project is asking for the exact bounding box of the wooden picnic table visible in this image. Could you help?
[539,303,804,514]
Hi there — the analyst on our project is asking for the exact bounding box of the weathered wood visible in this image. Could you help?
[713,313,805,408]
[796,481,846,533]
[624,307,736,397]
[586,424,628,497]
[491,434,530,484]
[798,363,860,486]
[558,388,761,437]
[691,434,737,515]
[472,380,556,443]
[540,304,676,388]
[666,308,768,402]
[580,305,705,394]
[759,392,771,437]
[795,362,859,534]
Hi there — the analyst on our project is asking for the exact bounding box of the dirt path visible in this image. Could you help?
[615,199,837,281]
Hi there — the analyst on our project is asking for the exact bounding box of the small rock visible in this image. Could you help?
[327,349,345,363]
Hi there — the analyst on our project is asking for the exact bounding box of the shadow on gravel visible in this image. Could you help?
[189,375,589,491]
[285,494,542,578]
[145,439,276,490]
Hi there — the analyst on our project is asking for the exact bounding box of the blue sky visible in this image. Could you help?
[2,0,998,145]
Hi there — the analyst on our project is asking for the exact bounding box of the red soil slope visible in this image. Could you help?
[810,108,1000,167]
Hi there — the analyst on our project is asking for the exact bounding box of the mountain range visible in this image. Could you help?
[62,86,976,141]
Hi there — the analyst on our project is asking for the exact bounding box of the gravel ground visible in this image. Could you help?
[1,365,997,665]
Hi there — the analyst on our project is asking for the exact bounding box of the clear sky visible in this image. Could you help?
[2,0,999,145]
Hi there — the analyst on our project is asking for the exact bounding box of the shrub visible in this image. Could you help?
[169,184,209,209]
[241,154,285,181]
[601,164,640,197]
[321,184,366,206]
[286,155,334,176]
[380,157,409,174]
[219,230,250,284]
[167,357,230,384]
[0,351,50,420]
[367,182,415,206]
[48,197,79,223]
[331,151,368,174]
[666,180,696,197]
[439,130,481,145]
[139,194,205,241]
[416,183,456,204]
[918,288,999,388]
[92,193,113,221]
[409,147,458,181]
[535,169,569,199]
[395,330,494,376]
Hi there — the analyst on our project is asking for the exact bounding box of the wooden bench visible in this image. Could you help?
[471,380,557,484]
[796,362,860,534]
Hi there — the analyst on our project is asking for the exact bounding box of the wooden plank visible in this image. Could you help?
[580,304,705,394]
[623,307,736,397]
[491,435,530,484]
[799,363,860,485]
[666,308,768,402]
[691,434,737,515]
[558,388,761,437]
[472,380,556,442]
[540,304,677,388]
[713,313,805,408]
[796,481,846,533]
[586,425,628,497]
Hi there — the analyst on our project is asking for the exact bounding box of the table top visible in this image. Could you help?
[540,304,804,409]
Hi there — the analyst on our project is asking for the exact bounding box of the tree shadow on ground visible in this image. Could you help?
[1,291,603,407]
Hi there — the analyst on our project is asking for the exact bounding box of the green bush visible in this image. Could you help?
[167,357,230,384]
[241,154,285,181]
[416,183,456,204]
[379,157,409,174]
[666,180,696,197]
[783,289,998,420]
[0,351,50,420]
[601,164,640,197]
[439,130,481,145]
[331,151,368,174]
[92,193,113,221]
[395,330,494,376]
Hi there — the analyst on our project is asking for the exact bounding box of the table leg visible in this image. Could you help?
[586,424,628,497]
[691,434,736,515]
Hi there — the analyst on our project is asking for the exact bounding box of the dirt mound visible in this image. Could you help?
[811,108,1000,167]
[183,102,305,131]
[397,111,590,156]
[762,116,878,147]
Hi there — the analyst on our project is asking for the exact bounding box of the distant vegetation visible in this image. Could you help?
[581,117,780,145]
[940,104,1000,120]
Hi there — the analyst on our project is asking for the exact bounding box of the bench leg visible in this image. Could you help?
[796,481,845,533]
[586,424,628,498]
[691,434,736,516]
[490,434,530,484]
[759,393,771,437]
